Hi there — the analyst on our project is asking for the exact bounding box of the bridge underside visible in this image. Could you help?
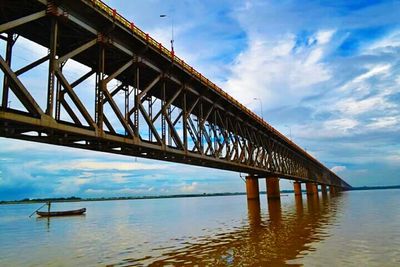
[0,0,350,189]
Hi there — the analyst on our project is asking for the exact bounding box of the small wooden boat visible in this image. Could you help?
[36,208,86,217]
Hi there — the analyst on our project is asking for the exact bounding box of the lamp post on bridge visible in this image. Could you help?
[160,14,174,53]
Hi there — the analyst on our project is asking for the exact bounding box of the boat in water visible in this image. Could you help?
[36,208,86,217]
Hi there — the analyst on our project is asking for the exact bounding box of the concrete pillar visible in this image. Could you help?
[321,184,327,194]
[246,176,259,200]
[295,194,303,215]
[306,182,315,195]
[267,198,281,222]
[247,199,261,227]
[329,185,336,194]
[312,183,319,195]
[293,181,302,196]
[266,177,280,199]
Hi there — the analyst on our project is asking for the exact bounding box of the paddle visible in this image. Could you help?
[29,203,48,218]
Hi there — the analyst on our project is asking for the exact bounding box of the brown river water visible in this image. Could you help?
[1,189,400,266]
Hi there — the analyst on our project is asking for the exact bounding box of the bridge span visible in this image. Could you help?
[0,0,351,199]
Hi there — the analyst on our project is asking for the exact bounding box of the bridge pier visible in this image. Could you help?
[266,177,280,199]
[293,181,302,196]
[245,176,260,200]
[306,183,318,195]
[320,184,327,195]
[329,185,336,194]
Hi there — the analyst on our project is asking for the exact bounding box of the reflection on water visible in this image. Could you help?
[36,215,87,232]
[145,194,340,266]
[1,190,400,266]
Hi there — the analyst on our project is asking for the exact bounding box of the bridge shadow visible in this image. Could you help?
[118,193,344,266]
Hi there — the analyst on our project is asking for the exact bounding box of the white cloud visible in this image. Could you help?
[353,64,391,83]
[43,161,166,172]
[335,95,394,116]
[386,153,400,165]
[331,166,347,173]
[180,182,199,193]
[367,116,399,129]
[224,32,331,111]
[316,30,335,45]
[367,30,400,52]
[338,64,392,95]
[324,118,359,134]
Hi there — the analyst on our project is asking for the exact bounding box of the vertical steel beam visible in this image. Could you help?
[1,33,15,110]
[183,90,188,151]
[161,80,166,144]
[134,67,139,136]
[148,97,153,142]
[55,62,65,121]
[95,45,105,131]
[125,85,129,136]
[167,105,172,146]
[46,18,58,116]
[199,97,203,154]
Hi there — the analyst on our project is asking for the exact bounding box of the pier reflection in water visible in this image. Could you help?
[136,193,342,266]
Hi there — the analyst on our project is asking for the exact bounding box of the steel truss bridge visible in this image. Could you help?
[0,0,350,188]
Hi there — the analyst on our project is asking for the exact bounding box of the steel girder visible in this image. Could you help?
[0,0,351,188]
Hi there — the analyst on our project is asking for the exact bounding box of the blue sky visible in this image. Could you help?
[1,0,400,200]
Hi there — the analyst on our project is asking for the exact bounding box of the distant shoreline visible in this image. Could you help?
[1,185,399,205]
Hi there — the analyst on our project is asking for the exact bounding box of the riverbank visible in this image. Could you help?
[2,185,399,204]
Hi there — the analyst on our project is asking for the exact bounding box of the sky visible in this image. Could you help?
[1,0,399,200]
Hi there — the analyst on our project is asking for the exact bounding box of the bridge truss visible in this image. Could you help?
[0,0,350,188]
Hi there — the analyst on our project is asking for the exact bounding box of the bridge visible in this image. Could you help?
[0,0,351,200]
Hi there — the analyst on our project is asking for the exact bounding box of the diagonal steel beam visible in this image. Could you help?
[55,70,97,129]
[0,55,44,116]
[101,81,134,137]
[137,102,162,144]
[58,39,98,63]
[138,74,161,100]
[163,112,184,149]
[70,69,95,88]
[60,98,82,126]
[15,55,49,76]
[104,59,134,84]
[152,87,182,123]
[103,114,116,134]
[0,10,47,33]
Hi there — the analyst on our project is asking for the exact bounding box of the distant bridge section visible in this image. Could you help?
[0,0,351,189]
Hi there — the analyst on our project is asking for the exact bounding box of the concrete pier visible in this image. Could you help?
[313,183,318,195]
[293,181,302,196]
[320,184,327,195]
[329,185,336,194]
[266,177,280,199]
[306,183,318,195]
[246,176,259,200]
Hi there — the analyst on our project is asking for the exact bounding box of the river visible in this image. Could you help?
[1,189,400,266]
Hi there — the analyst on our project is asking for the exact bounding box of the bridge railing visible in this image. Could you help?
[88,0,341,180]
